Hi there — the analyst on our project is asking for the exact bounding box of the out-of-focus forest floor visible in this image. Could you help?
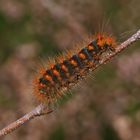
[0,0,140,140]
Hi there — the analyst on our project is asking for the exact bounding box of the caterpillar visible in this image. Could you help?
[33,33,116,104]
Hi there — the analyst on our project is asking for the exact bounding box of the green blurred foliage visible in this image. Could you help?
[49,125,65,140]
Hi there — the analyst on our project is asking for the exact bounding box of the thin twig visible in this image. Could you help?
[0,103,53,137]
[0,29,140,137]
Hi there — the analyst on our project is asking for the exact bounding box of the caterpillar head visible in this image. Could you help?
[97,33,116,51]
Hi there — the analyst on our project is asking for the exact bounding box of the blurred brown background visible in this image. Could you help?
[0,0,140,140]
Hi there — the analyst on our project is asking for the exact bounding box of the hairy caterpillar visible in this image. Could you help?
[33,33,116,103]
